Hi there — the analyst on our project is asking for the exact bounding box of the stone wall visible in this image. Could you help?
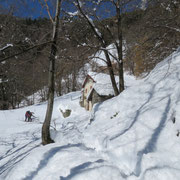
[91,90,113,107]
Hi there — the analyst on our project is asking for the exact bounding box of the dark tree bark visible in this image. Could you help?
[103,47,119,96]
[72,65,77,91]
[116,0,125,92]
[42,0,62,145]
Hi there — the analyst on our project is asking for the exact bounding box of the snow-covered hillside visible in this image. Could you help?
[0,48,180,180]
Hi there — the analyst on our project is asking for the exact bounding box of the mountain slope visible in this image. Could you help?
[83,48,180,179]
[1,48,180,180]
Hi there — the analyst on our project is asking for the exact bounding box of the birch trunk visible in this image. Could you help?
[42,0,61,145]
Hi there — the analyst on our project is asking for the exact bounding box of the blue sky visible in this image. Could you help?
[0,0,49,19]
[0,0,79,19]
[0,0,142,19]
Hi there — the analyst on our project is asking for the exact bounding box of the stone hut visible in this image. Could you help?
[87,83,114,108]
[80,72,118,111]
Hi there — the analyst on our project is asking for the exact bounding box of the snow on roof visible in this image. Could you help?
[86,72,118,98]
[94,83,115,96]
[87,83,115,100]
[87,72,118,84]
[86,71,137,97]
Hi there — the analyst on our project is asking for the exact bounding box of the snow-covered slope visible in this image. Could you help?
[1,48,180,180]
[83,48,180,179]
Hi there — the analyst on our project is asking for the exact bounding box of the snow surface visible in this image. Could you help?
[1,48,180,179]
[86,72,136,96]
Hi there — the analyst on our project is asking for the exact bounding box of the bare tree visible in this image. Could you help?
[72,0,139,94]
[74,0,119,95]
[42,0,62,145]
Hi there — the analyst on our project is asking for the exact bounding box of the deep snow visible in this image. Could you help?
[0,48,180,180]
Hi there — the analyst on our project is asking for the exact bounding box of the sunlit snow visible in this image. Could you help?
[1,48,180,180]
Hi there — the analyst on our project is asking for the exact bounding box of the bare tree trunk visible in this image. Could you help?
[72,62,77,91]
[57,76,62,96]
[116,0,125,92]
[42,0,61,145]
[118,61,124,92]
[103,49,119,96]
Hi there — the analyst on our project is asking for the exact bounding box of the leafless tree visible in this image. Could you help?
[42,0,62,145]
[72,0,140,94]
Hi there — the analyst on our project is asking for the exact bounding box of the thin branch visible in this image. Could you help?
[75,0,104,43]
[44,0,54,23]
[0,41,53,63]
[89,55,107,63]
[152,25,180,33]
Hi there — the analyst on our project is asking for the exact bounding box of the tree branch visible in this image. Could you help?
[44,0,54,24]
[0,41,53,63]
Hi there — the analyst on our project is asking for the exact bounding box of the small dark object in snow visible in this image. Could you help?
[89,118,94,124]
[172,117,176,124]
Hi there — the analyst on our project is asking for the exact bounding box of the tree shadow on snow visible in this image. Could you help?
[110,82,156,141]
[59,159,104,180]
[0,131,39,162]
[0,130,41,178]
[110,73,173,142]
[133,97,171,177]
[140,164,180,180]
[23,143,85,180]
[0,139,41,177]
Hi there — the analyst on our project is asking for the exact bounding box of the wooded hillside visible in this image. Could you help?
[0,0,179,109]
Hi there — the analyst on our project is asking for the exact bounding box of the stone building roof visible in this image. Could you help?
[84,72,119,100]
